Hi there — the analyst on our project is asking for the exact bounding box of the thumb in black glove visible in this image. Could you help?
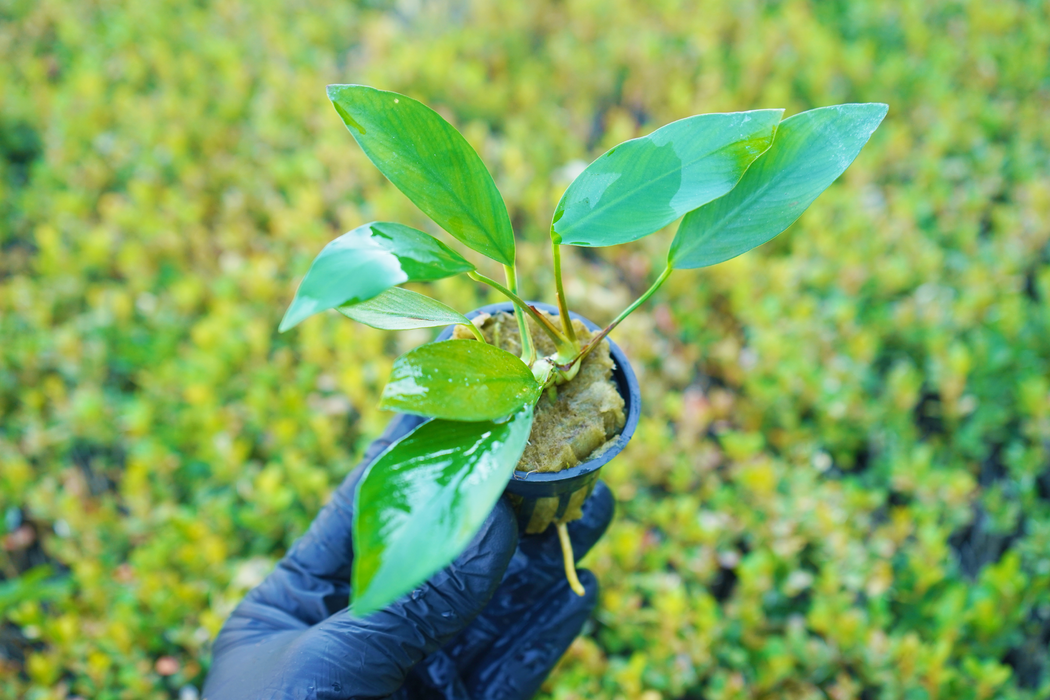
[203,415,614,700]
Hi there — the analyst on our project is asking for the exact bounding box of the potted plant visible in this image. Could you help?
[279,85,886,615]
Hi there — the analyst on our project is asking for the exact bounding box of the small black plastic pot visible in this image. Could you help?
[436,301,641,534]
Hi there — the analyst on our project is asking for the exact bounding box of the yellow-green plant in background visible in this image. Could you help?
[1,1,1049,699]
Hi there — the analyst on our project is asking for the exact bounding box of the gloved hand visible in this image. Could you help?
[203,414,615,700]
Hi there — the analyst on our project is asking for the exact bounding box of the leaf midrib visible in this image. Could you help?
[673,162,788,265]
[558,131,769,239]
[373,106,510,262]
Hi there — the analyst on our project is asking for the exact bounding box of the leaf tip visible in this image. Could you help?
[277,309,298,333]
[855,103,889,137]
[325,84,349,102]
[845,102,889,127]
[279,294,323,333]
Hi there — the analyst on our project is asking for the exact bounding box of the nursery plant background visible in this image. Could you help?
[2,0,1049,698]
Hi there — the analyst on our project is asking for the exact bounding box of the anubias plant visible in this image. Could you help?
[280,85,887,615]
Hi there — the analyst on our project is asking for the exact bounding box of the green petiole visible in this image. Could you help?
[604,265,673,337]
[475,262,672,379]
[561,265,673,370]
[551,241,578,346]
[463,318,487,343]
[468,270,575,357]
[502,264,536,365]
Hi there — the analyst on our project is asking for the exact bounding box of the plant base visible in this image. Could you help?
[452,310,626,474]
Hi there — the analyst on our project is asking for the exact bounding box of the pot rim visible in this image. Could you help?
[435,301,641,498]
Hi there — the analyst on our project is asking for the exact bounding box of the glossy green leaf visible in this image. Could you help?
[339,287,470,330]
[379,339,541,421]
[278,222,473,332]
[328,84,515,265]
[352,407,534,615]
[551,109,783,247]
[669,103,888,269]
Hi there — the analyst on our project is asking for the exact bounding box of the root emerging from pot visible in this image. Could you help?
[453,310,626,476]
[557,521,586,596]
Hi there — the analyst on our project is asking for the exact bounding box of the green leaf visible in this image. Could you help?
[379,339,541,421]
[551,109,783,247]
[328,84,515,265]
[669,103,888,269]
[339,287,470,330]
[352,407,534,615]
[279,222,473,332]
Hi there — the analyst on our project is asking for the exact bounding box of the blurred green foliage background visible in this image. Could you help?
[2,0,1049,698]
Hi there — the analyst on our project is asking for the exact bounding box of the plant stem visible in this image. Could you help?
[469,270,572,351]
[566,265,673,369]
[463,318,486,343]
[607,265,673,336]
[557,522,585,597]
[502,264,536,365]
[551,242,578,346]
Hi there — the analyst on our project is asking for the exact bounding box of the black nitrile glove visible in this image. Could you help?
[204,414,614,700]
